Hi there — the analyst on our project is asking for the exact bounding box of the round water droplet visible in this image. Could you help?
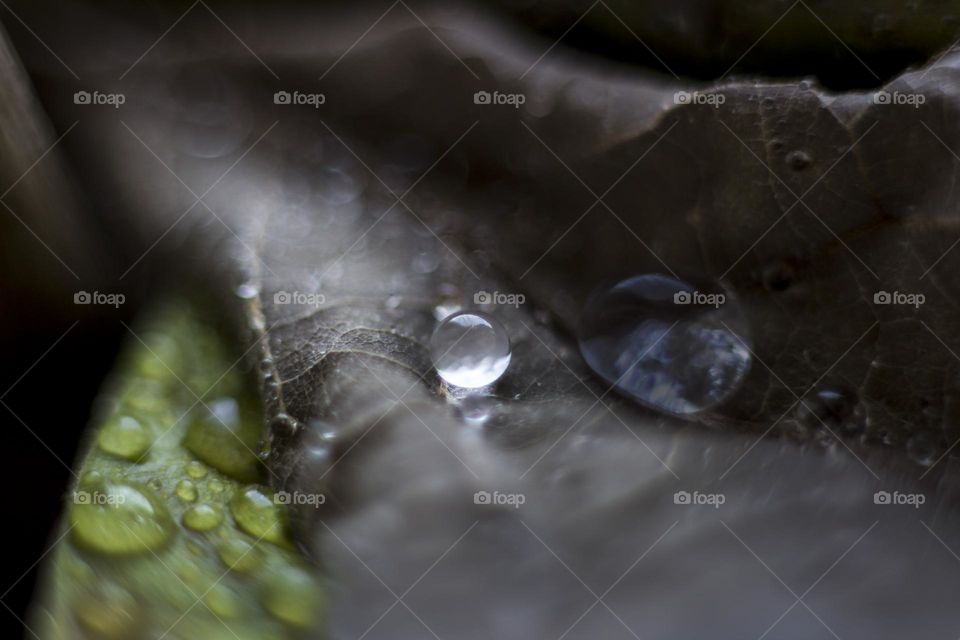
[429,311,511,388]
[796,384,864,435]
[70,480,175,555]
[230,486,287,544]
[217,538,262,573]
[578,274,751,416]
[184,503,224,531]
[97,415,152,462]
[907,430,940,467]
[176,479,198,502]
[786,149,813,171]
[262,566,326,629]
[183,399,261,482]
[235,281,260,300]
[186,460,208,479]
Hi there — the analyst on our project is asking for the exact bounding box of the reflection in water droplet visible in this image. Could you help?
[578,273,751,415]
[430,311,511,388]
[454,394,496,427]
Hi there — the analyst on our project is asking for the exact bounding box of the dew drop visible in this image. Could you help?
[430,311,511,389]
[183,398,261,482]
[796,384,865,435]
[230,486,287,544]
[235,281,260,300]
[185,460,208,479]
[578,273,751,415]
[183,503,224,531]
[262,566,326,629]
[907,430,940,467]
[70,480,175,555]
[785,149,813,171]
[97,415,152,462]
[175,479,198,502]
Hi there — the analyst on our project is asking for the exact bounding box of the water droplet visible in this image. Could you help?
[796,384,864,435]
[70,480,175,555]
[217,537,262,573]
[907,430,940,467]
[183,503,224,531]
[578,273,751,415]
[175,479,198,502]
[786,149,813,171]
[262,566,326,628]
[186,460,208,479]
[183,398,261,482]
[430,311,511,388]
[97,415,152,462]
[205,584,240,618]
[230,486,287,544]
[235,281,260,300]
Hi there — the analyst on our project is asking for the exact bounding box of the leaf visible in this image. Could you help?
[24,3,960,637]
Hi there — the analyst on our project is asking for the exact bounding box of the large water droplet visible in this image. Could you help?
[430,311,511,388]
[183,398,261,482]
[183,503,224,531]
[230,486,287,545]
[97,415,152,462]
[578,273,751,415]
[70,480,175,555]
[262,566,326,629]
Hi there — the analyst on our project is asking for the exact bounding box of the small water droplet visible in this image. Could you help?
[429,311,511,389]
[578,273,751,415]
[183,503,224,531]
[796,384,864,435]
[235,281,260,299]
[70,480,175,555]
[97,415,152,462]
[185,460,208,479]
[907,430,940,467]
[230,486,287,544]
[786,149,813,171]
[175,479,198,502]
